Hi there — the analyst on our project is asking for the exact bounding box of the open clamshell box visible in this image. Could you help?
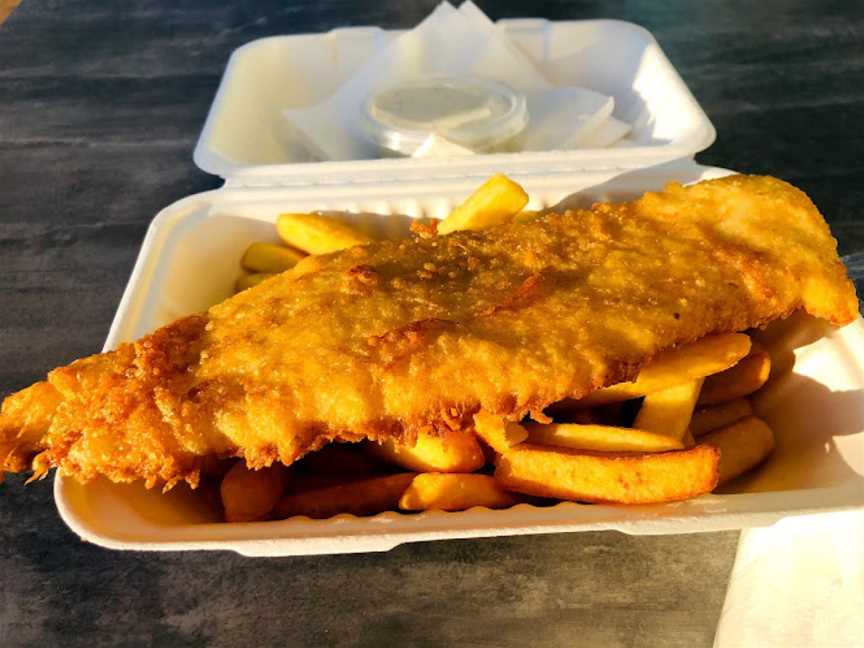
[55,19,864,556]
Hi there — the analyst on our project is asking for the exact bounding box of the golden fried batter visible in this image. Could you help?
[0,175,857,488]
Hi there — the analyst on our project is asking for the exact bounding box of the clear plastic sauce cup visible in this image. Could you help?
[359,76,528,157]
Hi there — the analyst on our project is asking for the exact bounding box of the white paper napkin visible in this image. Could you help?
[714,510,864,648]
[518,87,614,151]
[579,115,632,148]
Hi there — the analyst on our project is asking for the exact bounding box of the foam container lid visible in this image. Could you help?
[193,18,716,181]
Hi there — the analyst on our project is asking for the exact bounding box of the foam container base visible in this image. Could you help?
[54,164,864,556]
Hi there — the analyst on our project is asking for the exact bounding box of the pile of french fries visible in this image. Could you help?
[220,175,778,522]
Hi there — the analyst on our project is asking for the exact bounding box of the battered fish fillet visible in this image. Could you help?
[0,175,858,489]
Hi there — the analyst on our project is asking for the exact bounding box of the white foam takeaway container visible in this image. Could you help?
[51,19,864,556]
[54,162,864,556]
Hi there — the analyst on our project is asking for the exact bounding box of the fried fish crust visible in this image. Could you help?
[1,175,857,488]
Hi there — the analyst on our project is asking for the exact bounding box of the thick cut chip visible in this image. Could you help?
[274,473,415,519]
[366,430,485,473]
[235,272,274,293]
[220,462,286,522]
[399,473,517,511]
[691,399,753,437]
[701,416,775,485]
[437,174,529,235]
[495,443,720,504]
[572,334,751,407]
[241,242,305,273]
[750,312,832,380]
[525,422,683,453]
[699,351,771,405]
[276,213,371,254]
[633,379,703,440]
[473,412,528,454]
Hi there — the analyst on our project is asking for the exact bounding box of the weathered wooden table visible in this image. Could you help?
[1,1,861,646]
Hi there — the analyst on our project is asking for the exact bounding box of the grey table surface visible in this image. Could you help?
[0,1,862,647]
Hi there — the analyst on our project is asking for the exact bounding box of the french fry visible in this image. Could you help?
[367,429,486,473]
[699,350,771,405]
[220,462,286,522]
[399,473,518,511]
[273,473,415,519]
[437,174,529,235]
[573,333,751,406]
[691,398,753,437]
[525,422,684,453]
[241,242,305,273]
[701,416,775,485]
[276,213,371,254]
[633,379,703,441]
[235,272,274,293]
[749,311,831,380]
[473,412,528,454]
[495,443,720,504]
[287,255,323,280]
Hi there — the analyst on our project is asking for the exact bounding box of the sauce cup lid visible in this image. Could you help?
[359,76,528,156]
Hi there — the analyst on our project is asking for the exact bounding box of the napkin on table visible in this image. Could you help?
[714,510,864,648]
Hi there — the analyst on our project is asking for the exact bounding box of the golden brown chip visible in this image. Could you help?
[276,213,371,254]
[220,462,287,522]
[235,272,274,293]
[691,399,754,437]
[366,429,485,473]
[274,473,415,519]
[399,473,517,511]
[525,422,683,453]
[473,412,528,454]
[575,334,751,406]
[241,242,305,273]
[701,416,775,485]
[494,443,720,504]
[437,174,529,235]
[633,378,703,441]
[699,351,771,405]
